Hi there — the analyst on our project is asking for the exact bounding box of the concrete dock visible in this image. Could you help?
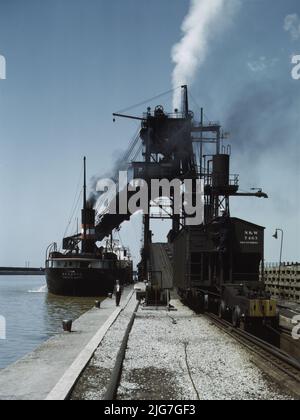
[71,288,139,400]
[71,298,293,400]
[0,287,133,400]
[0,283,298,400]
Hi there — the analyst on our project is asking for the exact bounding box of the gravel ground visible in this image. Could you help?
[118,300,293,400]
[70,293,138,400]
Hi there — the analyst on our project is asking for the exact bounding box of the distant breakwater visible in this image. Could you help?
[0,268,45,276]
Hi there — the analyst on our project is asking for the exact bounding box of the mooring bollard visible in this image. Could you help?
[95,300,101,309]
[62,320,73,333]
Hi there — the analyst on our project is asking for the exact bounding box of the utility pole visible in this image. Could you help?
[273,228,284,286]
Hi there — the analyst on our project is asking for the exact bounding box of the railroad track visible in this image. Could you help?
[205,312,300,398]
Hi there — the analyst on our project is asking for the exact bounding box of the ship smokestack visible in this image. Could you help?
[81,157,96,254]
[81,207,96,253]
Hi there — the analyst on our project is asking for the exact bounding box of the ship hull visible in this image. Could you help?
[45,267,131,297]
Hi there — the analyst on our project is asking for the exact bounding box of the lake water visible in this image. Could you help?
[0,276,96,369]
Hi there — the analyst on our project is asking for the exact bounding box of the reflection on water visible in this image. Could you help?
[0,276,97,369]
[44,293,99,336]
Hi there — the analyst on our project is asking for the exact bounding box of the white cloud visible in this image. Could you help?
[284,14,300,40]
[0,54,6,80]
[247,56,278,73]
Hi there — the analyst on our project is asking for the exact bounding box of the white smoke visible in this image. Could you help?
[171,0,240,110]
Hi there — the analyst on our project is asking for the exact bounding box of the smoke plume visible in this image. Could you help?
[171,0,239,109]
[88,151,130,208]
[223,78,300,261]
[225,81,300,159]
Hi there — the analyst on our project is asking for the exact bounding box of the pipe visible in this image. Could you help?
[234,192,268,199]
[181,85,189,118]
[112,113,145,122]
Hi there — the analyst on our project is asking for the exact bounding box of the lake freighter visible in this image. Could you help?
[45,158,133,297]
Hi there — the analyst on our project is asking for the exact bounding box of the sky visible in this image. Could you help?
[0,0,299,267]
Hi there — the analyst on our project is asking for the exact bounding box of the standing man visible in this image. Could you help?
[114,280,122,307]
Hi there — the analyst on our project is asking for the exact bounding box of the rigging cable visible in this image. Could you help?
[189,92,212,124]
[63,188,83,240]
[95,128,142,216]
[63,163,84,239]
[116,230,125,249]
[115,86,181,115]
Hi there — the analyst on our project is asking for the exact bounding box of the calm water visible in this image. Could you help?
[0,276,96,369]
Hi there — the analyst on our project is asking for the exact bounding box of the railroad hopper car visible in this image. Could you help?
[174,218,277,328]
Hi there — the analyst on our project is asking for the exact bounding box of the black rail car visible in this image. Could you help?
[174,217,277,328]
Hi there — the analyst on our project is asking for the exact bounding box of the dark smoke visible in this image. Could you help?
[224,80,300,163]
[223,78,300,223]
[88,150,130,208]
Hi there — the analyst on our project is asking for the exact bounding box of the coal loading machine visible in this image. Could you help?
[101,86,277,326]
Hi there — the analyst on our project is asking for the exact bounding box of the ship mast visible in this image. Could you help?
[83,156,87,239]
